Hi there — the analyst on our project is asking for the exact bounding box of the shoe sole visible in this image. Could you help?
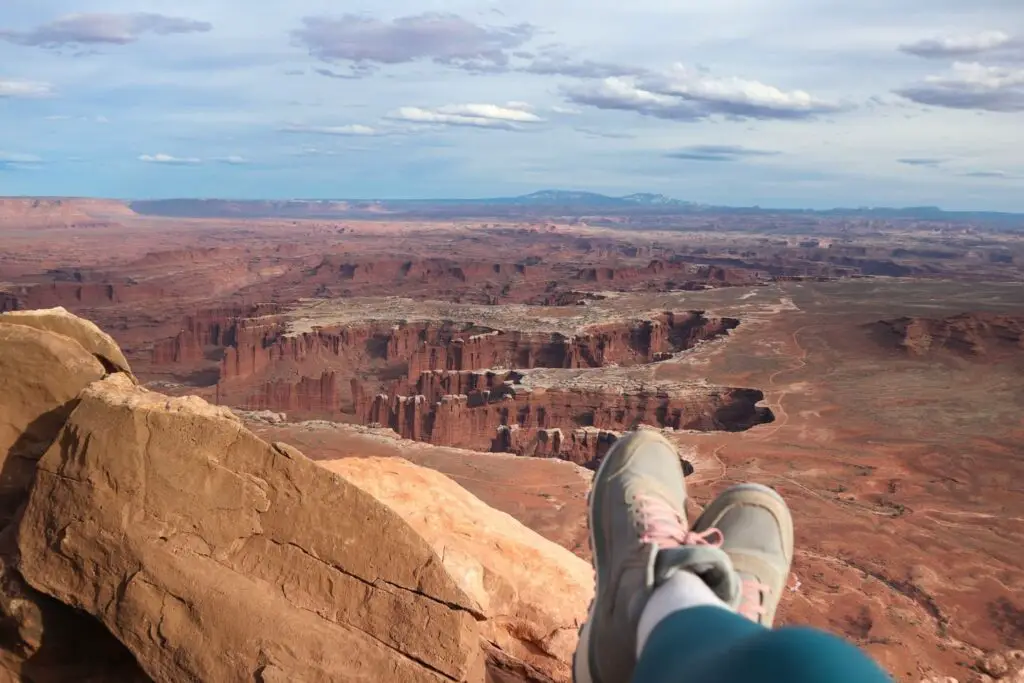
[573,430,680,683]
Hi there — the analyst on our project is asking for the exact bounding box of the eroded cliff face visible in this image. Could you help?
[143,308,762,464]
[406,313,740,375]
[356,370,773,466]
[869,313,1024,358]
[151,304,283,365]
[180,311,738,382]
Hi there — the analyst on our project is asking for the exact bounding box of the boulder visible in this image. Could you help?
[0,323,105,527]
[0,307,133,377]
[0,317,147,681]
[323,457,593,682]
[16,374,557,682]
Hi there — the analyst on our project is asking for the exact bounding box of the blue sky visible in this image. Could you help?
[1,0,1023,209]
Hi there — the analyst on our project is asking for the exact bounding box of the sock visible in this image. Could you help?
[636,570,729,657]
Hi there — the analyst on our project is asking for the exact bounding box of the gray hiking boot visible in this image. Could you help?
[690,483,794,627]
[573,430,740,683]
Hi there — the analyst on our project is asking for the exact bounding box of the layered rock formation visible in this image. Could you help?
[404,312,739,376]
[153,306,742,431]
[150,304,283,366]
[1,308,591,682]
[869,313,1024,358]
[0,282,166,311]
[358,370,772,465]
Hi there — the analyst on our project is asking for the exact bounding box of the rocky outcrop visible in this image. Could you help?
[0,322,107,525]
[1,306,133,376]
[0,310,146,682]
[240,371,340,414]
[359,371,773,465]
[18,374,480,681]
[13,370,589,682]
[406,313,740,376]
[495,426,620,466]
[150,304,282,365]
[322,457,592,682]
[869,313,1024,357]
[0,282,165,311]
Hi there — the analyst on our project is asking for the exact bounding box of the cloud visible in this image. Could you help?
[215,156,249,165]
[0,151,42,164]
[292,13,534,72]
[898,158,946,167]
[522,55,649,79]
[963,170,1010,178]
[139,153,202,165]
[896,62,1024,111]
[900,31,1018,59]
[574,127,634,139]
[0,79,54,98]
[386,103,543,130]
[313,66,374,80]
[565,65,843,121]
[280,123,380,136]
[666,144,780,161]
[45,114,110,123]
[0,13,211,48]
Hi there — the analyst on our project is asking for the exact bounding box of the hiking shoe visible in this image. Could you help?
[690,483,794,627]
[573,430,740,683]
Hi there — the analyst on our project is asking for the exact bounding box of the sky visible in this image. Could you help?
[1,0,1023,209]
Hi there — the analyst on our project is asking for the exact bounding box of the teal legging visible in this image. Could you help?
[633,606,892,683]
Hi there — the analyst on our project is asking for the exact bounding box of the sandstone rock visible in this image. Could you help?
[975,651,1024,683]
[0,526,148,683]
[0,316,147,682]
[0,307,133,376]
[0,323,106,526]
[15,374,556,682]
[322,456,594,682]
[980,653,1011,678]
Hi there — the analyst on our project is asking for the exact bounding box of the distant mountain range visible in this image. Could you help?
[128,190,1024,224]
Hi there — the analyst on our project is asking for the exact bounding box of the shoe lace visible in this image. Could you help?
[739,579,771,620]
[635,495,724,549]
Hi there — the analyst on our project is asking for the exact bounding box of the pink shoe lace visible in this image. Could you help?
[739,579,770,621]
[635,494,724,549]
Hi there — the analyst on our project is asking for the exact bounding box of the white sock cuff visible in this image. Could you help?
[635,570,729,658]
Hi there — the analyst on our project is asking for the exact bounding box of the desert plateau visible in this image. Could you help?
[0,194,1021,682]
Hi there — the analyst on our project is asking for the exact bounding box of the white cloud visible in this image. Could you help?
[0,13,211,48]
[281,123,379,136]
[565,65,843,121]
[292,13,534,72]
[139,153,202,165]
[0,79,54,98]
[215,156,249,164]
[45,114,111,123]
[900,31,1015,59]
[0,152,42,163]
[896,62,1024,111]
[927,62,1024,90]
[387,103,543,129]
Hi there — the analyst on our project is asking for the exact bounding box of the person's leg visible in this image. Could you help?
[632,482,891,682]
[572,430,893,683]
[633,606,892,683]
[572,430,741,683]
